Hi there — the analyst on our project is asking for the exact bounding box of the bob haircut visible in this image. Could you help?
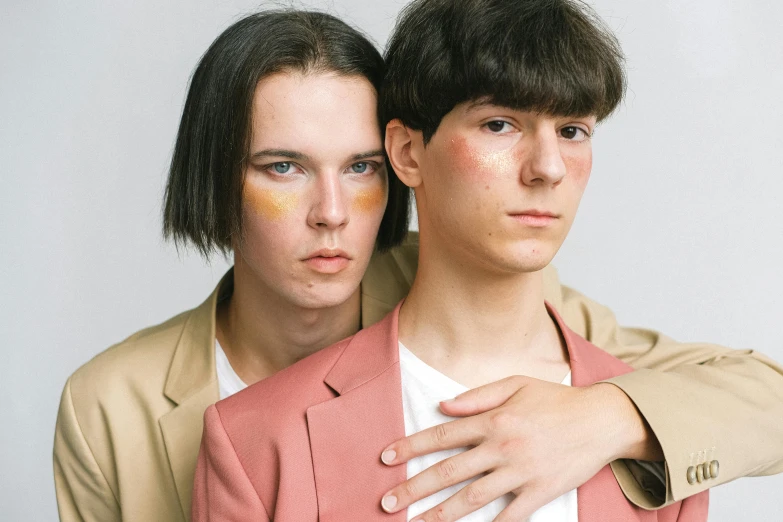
[164,10,411,256]
[381,0,627,143]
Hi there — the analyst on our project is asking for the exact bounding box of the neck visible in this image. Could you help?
[216,259,362,386]
[399,228,568,387]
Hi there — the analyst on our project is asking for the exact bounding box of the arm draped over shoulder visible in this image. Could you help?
[554,280,783,508]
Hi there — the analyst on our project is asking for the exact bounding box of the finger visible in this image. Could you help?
[407,468,520,522]
[439,375,530,417]
[381,415,485,466]
[380,445,500,513]
[493,484,560,522]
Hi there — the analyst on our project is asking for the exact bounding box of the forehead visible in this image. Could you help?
[250,71,381,156]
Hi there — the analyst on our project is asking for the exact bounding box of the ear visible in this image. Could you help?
[385,119,423,188]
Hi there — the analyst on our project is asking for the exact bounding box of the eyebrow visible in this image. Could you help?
[249,149,385,162]
[250,149,309,161]
[349,149,385,161]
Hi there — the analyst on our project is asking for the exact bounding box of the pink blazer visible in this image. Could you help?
[192,303,709,521]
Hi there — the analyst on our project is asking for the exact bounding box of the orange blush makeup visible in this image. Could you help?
[246,187,298,220]
[352,186,385,212]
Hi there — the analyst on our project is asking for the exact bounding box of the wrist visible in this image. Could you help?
[589,383,664,463]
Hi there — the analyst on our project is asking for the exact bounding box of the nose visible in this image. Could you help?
[307,172,349,230]
[521,132,567,186]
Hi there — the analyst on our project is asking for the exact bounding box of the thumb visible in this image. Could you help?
[439,375,529,417]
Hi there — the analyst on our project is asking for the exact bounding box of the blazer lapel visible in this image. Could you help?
[547,303,656,522]
[159,384,217,519]
[159,272,229,519]
[306,303,408,521]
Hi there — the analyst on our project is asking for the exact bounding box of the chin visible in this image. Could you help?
[477,239,558,274]
[496,252,557,274]
[291,281,360,311]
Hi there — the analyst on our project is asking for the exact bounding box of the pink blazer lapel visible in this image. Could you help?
[547,303,658,522]
[306,303,407,521]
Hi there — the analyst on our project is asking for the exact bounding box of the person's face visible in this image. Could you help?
[413,102,596,274]
[237,71,387,309]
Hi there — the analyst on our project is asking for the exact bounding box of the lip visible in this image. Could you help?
[302,248,352,274]
[508,210,559,227]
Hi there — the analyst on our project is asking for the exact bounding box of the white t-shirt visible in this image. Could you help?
[215,339,248,400]
[399,342,578,522]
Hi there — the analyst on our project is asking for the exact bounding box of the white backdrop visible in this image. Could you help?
[1,0,781,520]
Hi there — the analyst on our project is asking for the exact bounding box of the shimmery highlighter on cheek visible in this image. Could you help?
[246,186,298,220]
[469,149,517,176]
[352,185,386,212]
[450,134,517,180]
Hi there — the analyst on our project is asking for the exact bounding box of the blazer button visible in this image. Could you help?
[696,464,705,483]
[687,466,697,485]
[710,460,720,479]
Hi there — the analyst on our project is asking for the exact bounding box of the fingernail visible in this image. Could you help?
[441,397,456,404]
[381,449,396,464]
[381,494,398,511]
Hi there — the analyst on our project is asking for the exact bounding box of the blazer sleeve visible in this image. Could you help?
[53,378,121,522]
[192,405,270,522]
[557,283,783,509]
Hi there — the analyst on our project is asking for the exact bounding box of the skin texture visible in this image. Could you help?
[216,71,388,385]
[381,103,660,521]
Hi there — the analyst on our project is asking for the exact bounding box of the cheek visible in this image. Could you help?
[565,149,593,188]
[447,135,517,183]
[351,184,386,213]
[245,185,299,221]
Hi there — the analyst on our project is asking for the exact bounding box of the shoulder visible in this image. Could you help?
[362,231,418,325]
[364,232,418,293]
[64,307,196,418]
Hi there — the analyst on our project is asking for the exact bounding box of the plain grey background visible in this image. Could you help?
[1,0,781,519]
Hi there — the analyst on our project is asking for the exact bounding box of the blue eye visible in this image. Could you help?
[273,162,291,174]
[351,162,369,173]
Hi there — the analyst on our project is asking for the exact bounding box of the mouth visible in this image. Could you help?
[508,209,559,227]
[302,249,352,274]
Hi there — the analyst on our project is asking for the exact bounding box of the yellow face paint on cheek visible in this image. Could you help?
[246,187,298,220]
[352,185,386,212]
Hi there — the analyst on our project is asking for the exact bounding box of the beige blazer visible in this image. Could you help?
[53,233,783,522]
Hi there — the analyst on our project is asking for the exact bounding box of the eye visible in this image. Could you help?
[346,161,379,176]
[351,162,369,174]
[273,162,292,174]
[485,120,512,133]
[560,126,590,142]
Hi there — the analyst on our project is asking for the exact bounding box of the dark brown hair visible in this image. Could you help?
[164,10,410,257]
[381,0,627,143]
